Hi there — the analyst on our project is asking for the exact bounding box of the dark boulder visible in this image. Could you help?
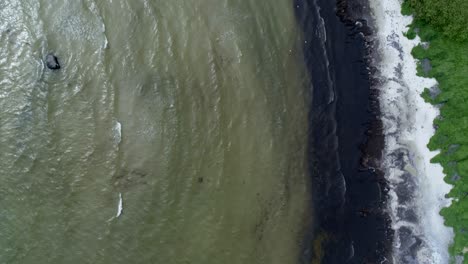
[45,54,61,70]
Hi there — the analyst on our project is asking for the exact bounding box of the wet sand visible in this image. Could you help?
[296,0,392,262]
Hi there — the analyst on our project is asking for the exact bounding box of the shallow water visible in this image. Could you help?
[0,1,310,263]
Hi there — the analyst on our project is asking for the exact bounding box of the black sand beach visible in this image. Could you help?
[296,0,393,262]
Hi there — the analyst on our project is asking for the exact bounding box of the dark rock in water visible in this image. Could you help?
[45,54,61,70]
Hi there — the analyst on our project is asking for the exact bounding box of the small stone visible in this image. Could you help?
[45,54,61,70]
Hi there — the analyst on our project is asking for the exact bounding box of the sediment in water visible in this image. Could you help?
[0,1,311,263]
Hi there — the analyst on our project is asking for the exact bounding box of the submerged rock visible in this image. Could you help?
[45,54,61,70]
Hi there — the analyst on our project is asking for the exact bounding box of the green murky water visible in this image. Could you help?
[0,1,310,263]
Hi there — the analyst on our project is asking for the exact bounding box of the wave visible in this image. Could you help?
[113,120,122,146]
[116,192,123,218]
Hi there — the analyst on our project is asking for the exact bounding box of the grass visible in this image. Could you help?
[403,2,468,262]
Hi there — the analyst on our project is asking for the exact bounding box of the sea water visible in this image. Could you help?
[0,1,310,263]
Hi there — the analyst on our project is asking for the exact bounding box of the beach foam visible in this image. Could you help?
[113,120,121,145]
[116,192,123,218]
[369,0,454,262]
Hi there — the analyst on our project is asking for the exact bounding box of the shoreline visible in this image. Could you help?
[297,0,393,262]
[369,0,455,262]
[401,1,468,262]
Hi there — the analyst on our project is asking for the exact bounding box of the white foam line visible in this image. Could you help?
[113,120,122,145]
[369,0,454,262]
[116,192,123,218]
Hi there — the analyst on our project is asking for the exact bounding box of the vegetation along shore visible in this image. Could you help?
[402,0,468,262]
